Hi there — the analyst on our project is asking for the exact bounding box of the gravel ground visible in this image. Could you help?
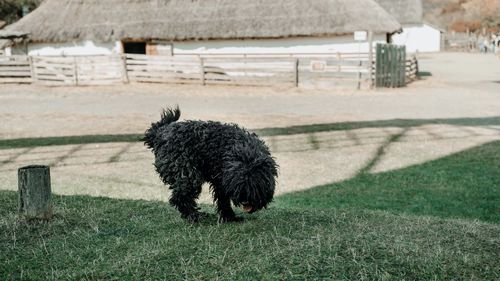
[1,52,499,204]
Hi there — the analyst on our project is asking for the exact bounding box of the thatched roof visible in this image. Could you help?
[6,0,401,43]
[0,31,29,40]
[0,31,29,50]
[374,0,423,26]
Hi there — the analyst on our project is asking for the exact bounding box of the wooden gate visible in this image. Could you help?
[375,44,406,88]
[31,56,125,86]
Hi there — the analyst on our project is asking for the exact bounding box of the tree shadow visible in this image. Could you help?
[0,116,499,151]
[254,116,500,137]
[275,140,500,223]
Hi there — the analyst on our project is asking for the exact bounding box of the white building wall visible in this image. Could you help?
[172,35,388,55]
[12,34,389,56]
[392,24,442,53]
[13,41,121,56]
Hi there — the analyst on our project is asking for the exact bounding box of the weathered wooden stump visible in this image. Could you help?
[18,165,53,220]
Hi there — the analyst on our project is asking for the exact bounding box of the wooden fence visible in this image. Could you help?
[375,44,407,88]
[31,56,125,86]
[0,56,32,84]
[126,54,366,88]
[444,32,477,52]
[406,55,418,82]
[0,50,417,89]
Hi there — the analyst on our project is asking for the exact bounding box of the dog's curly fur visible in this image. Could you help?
[143,107,278,223]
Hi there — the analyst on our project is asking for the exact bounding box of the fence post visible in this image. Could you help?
[384,45,388,87]
[28,56,35,84]
[391,45,397,87]
[375,44,381,88]
[336,52,341,73]
[403,46,406,86]
[18,165,52,220]
[199,56,205,85]
[368,31,374,89]
[73,57,78,86]
[384,45,389,87]
[121,54,129,84]
[294,58,299,87]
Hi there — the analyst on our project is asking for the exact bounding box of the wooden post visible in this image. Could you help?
[73,57,79,86]
[18,165,52,220]
[336,52,341,73]
[199,56,205,85]
[368,31,374,89]
[121,54,129,84]
[375,44,381,88]
[294,58,299,87]
[28,56,35,84]
[401,47,406,87]
[390,45,396,87]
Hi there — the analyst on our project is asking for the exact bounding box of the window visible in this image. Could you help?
[123,41,146,54]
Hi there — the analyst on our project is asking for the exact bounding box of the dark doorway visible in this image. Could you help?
[123,42,146,54]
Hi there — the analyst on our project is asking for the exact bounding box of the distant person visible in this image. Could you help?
[495,35,500,55]
[497,40,500,58]
[483,38,490,53]
[491,35,497,53]
[478,37,486,53]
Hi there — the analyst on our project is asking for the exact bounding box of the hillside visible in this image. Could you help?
[423,0,500,32]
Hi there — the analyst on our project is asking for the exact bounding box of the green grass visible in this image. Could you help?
[276,141,500,223]
[1,141,499,280]
[1,192,499,280]
[1,119,499,279]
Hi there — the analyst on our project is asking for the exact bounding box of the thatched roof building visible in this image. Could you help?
[374,0,423,26]
[6,0,401,43]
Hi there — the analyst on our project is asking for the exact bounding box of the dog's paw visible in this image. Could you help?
[218,216,244,223]
[183,213,201,223]
[183,212,211,223]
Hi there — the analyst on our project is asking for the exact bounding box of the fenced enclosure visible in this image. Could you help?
[444,32,478,52]
[127,53,370,88]
[0,46,417,89]
[443,32,499,53]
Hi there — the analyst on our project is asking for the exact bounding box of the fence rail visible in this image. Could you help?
[31,56,124,86]
[0,56,32,84]
[0,47,417,89]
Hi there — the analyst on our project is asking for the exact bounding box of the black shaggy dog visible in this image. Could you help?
[143,107,278,223]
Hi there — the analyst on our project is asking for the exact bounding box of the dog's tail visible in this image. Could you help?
[142,106,181,150]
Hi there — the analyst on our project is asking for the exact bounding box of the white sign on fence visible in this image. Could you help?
[310,60,326,72]
[354,31,367,41]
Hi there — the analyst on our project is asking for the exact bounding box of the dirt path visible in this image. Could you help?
[1,52,499,204]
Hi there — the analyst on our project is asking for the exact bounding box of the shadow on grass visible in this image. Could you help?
[275,140,500,223]
[256,116,500,137]
[0,134,143,150]
[1,116,499,150]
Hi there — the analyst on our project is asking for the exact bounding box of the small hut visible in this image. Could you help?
[375,0,443,52]
[5,0,401,56]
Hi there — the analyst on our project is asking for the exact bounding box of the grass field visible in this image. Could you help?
[0,137,499,280]
[277,140,500,223]
[1,192,499,280]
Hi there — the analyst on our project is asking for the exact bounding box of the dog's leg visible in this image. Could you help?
[169,185,202,222]
[213,189,243,223]
[168,170,205,222]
